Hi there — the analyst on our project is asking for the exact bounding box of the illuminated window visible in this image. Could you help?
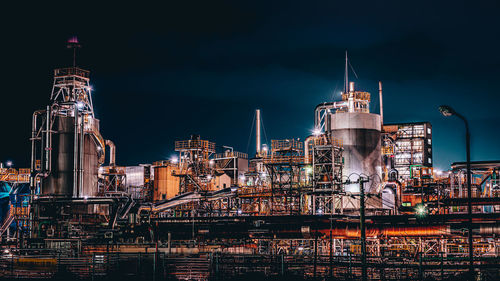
[428,158,432,164]
[427,128,431,134]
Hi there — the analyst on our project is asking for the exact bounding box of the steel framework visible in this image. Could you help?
[264,139,306,215]
[309,135,344,215]
[173,135,216,193]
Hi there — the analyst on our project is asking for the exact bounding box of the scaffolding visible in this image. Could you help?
[98,166,127,196]
[308,135,344,215]
[263,139,306,215]
[173,135,216,193]
[213,151,248,186]
[0,168,30,183]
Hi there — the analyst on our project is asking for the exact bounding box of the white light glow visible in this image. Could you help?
[77,102,84,110]
[312,128,321,136]
[416,204,427,217]
[170,156,179,164]
[305,166,313,175]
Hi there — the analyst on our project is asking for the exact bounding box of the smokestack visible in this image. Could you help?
[256,109,261,156]
[379,81,383,129]
[349,81,355,92]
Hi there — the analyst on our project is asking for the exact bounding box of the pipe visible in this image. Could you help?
[45,105,51,175]
[30,110,44,195]
[379,81,383,129]
[73,105,79,197]
[479,225,500,235]
[31,110,44,189]
[304,136,314,164]
[256,109,261,157]
[348,82,355,113]
[79,111,84,197]
[314,102,348,130]
[106,140,116,166]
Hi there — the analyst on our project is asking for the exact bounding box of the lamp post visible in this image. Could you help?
[439,105,473,276]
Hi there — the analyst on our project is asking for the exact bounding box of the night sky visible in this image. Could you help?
[1,1,499,170]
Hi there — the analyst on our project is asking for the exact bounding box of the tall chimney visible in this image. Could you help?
[256,109,261,157]
[379,81,384,129]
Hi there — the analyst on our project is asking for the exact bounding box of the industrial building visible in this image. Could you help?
[0,45,499,281]
[383,121,433,180]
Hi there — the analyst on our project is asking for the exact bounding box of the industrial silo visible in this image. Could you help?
[322,82,382,194]
[36,67,104,198]
[41,116,101,198]
[329,111,382,192]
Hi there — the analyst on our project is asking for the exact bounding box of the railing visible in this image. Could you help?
[263,155,307,164]
[341,91,371,102]
[0,252,498,280]
[175,139,216,153]
[0,252,210,280]
[54,67,90,78]
[310,136,343,148]
[0,168,30,182]
[100,166,126,174]
[271,139,303,151]
[213,151,248,159]
[153,160,176,166]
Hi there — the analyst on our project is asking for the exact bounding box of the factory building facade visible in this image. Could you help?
[383,122,433,180]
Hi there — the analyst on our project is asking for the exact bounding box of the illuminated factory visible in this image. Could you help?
[0,43,499,280]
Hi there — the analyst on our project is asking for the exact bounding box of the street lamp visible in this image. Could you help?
[439,105,474,276]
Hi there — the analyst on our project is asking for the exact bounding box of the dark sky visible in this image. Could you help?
[1,1,499,170]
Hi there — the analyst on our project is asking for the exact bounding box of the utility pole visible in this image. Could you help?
[313,234,318,279]
[360,176,368,281]
[329,217,333,277]
[465,121,474,277]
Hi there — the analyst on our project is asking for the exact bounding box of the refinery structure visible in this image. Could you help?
[0,43,499,281]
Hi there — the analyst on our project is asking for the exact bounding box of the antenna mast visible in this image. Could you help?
[67,36,81,67]
[344,50,349,93]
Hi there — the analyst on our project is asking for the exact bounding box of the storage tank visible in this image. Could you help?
[81,129,100,197]
[42,116,74,196]
[321,82,382,195]
[37,66,104,198]
[328,112,382,192]
[153,163,180,201]
[41,116,101,198]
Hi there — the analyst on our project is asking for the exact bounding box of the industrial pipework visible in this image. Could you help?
[106,140,116,166]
